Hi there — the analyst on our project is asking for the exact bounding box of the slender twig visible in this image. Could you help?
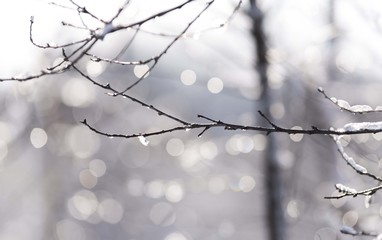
[318,87,382,114]
[333,139,382,182]
[109,0,131,23]
[80,105,382,140]
[68,0,108,24]
[126,0,242,39]
[325,184,382,199]
[112,26,140,61]
[71,65,188,125]
[118,0,216,94]
[110,0,195,34]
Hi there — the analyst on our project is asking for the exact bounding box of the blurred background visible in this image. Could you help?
[1,0,382,239]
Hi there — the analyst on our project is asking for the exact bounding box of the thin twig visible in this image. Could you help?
[325,184,382,199]
[318,87,382,114]
[118,0,216,94]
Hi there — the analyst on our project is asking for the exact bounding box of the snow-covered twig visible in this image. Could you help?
[318,87,382,114]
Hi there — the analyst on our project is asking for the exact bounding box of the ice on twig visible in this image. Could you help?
[335,183,357,194]
[349,105,373,112]
[333,136,368,174]
[320,89,379,113]
[336,99,350,109]
[335,139,344,153]
[338,121,382,132]
[342,152,367,173]
[343,153,356,165]
[354,163,367,173]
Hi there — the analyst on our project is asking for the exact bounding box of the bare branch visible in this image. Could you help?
[118,0,216,93]
[126,0,243,39]
[109,0,131,23]
[68,0,108,24]
[110,0,195,34]
[71,64,189,125]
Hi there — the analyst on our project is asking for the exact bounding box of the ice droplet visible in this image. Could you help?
[138,136,149,146]
[365,195,372,209]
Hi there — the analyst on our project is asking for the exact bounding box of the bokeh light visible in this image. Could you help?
[30,128,48,148]
[67,190,98,221]
[225,134,254,155]
[180,69,197,86]
[270,102,285,119]
[165,181,184,203]
[65,125,100,158]
[61,78,96,108]
[86,60,105,77]
[164,232,188,240]
[218,220,235,238]
[199,141,218,160]
[238,175,256,192]
[56,219,86,240]
[166,138,185,157]
[289,126,304,142]
[149,202,176,226]
[208,176,227,194]
[98,198,124,224]
[0,139,8,163]
[79,169,98,189]
[342,210,358,227]
[127,178,145,197]
[145,180,165,199]
[286,200,299,219]
[207,77,224,94]
[253,134,267,151]
[134,64,150,78]
[0,121,12,143]
[89,159,107,177]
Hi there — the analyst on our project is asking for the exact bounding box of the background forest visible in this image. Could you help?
[1,0,382,240]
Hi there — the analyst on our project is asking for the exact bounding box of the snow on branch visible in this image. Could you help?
[324,135,382,199]
[338,121,382,132]
[332,135,382,180]
[318,87,382,114]
[324,184,382,199]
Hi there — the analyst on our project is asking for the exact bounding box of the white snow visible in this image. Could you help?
[333,136,368,174]
[338,121,382,132]
[349,105,373,112]
[335,183,357,194]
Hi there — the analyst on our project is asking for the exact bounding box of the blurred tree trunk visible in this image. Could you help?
[327,0,337,81]
[249,2,285,240]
